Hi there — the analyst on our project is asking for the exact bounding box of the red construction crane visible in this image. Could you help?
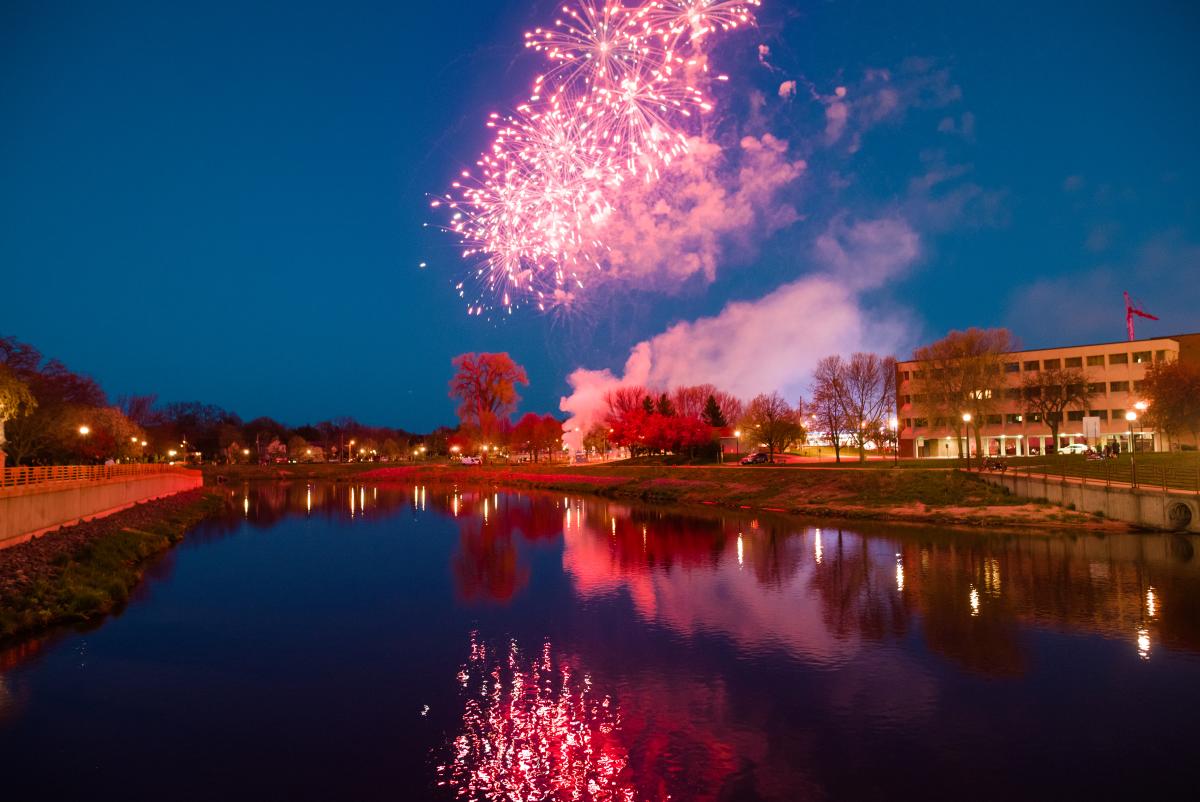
[1124,291,1158,341]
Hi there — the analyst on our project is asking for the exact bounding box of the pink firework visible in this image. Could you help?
[435,0,761,314]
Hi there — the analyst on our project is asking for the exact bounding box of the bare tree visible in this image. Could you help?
[912,328,1016,458]
[811,355,850,462]
[1020,368,1093,452]
[741,392,804,462]
[837,353,896,462]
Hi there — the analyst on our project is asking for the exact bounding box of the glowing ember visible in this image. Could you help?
[439,634,635,800]
[432,0,762,314]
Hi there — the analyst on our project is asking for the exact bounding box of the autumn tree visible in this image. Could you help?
[1142,359,1200,449]
[1020,368,1093,452]
[0,366,36,468]
[449,353,529,439]
[741,393,804,462]
[811,355,850,462]
[583,423,610,455]
[912,328,1017,458]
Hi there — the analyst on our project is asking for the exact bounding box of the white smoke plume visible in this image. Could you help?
[560,216,921,432]
[584,134,807,291]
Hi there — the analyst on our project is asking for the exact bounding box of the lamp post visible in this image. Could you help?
[734,429,741,457]
[1125,410,1138,486]
[961,413,972,470]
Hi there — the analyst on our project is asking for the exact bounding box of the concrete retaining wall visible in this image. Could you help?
[977,471,1200,533]
[0,471,204,545]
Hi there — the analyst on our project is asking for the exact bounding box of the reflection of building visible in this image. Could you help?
[896,333,1200,458]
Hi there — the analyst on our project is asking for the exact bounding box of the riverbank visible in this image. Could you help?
[0,489,224,642]
[342,463,1131,532]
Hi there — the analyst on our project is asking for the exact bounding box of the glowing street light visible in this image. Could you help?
[733,429,741,455]
[78,425,90,436]
[961,412,973,470]
[1126,410,1138,484]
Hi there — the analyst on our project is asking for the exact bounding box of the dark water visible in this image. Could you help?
[1,482,1198,801]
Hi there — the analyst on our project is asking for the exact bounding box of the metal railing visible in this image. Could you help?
[0,463,197,490]
[978,457,1200,495]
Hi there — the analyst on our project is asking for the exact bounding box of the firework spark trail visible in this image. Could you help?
[433,1,762,315]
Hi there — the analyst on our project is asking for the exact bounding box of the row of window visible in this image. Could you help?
[905,409,1135,428]
[901,380,1142,406]
[899,349,1168,381]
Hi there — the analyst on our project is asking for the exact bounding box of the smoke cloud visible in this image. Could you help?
[560,216,921,431]
[584,134,807,291]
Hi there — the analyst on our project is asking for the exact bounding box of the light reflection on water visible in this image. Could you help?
[0,480,1197,801]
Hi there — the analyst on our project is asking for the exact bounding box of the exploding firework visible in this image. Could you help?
[433,0,762,315]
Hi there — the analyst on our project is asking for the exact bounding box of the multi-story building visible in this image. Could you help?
[896,333,1200,458]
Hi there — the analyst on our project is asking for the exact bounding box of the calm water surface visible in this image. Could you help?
[1,481,1198,800]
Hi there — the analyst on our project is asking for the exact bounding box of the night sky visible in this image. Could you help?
[3,0,1198,431]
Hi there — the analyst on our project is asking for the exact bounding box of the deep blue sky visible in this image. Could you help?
[3,0,1198,430]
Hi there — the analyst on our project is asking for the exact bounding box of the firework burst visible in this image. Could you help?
[434,0,762,315]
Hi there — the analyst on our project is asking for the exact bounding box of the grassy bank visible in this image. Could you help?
[0,489,224,642]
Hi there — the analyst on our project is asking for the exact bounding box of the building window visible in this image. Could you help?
[902,371,911,381]
[986,414,1002,425]
[1005,362,1019,373]
[1088,382,1105,394]
[1005,388,1022,400]
[1132,351,1151,364]
[1043,358,1061,370]
[1086,354,1105,367]
[1023,360,1039,371]
[913,370,926,379]
[1068,410,1085,422]
[1110,381,1129,392]
[904,418,912,428]
[1109,353,1128,365]
[1065,356,1083,368]
[1088,410,1108,421]
[1112,409,1125,420]
[914,418,928,427]
[1027,412,1043,423]
[902,394,911,405]
[1006,414,1023,424]
[1155,350,1167,362]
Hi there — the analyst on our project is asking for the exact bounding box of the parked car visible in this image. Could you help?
[459,455,482,465]
[1058,443,1089,454]
[740,452,770,465]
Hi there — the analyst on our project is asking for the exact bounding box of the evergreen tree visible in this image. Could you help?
[701,394,727,427]
[656,393,675,416]
[642,395,655,415]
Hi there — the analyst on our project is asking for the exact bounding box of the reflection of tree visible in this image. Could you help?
[452,518,528,603]
[807,529,911,642]
[441,634,632,800]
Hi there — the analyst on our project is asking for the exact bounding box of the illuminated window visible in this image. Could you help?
[1109,353,1128,365]
[1027,412,1043,423]
[1086,355,1105,367]
[1132,351,1151,364]
[1007,413,1024,424]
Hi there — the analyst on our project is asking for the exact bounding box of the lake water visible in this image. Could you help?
[1,481,1198,800]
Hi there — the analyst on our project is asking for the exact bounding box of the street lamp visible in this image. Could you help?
[889,416,899,464]
[734,429,741,456]
[961,413,972,470]
[1125,410,1138,484]
[78,425,90,436]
